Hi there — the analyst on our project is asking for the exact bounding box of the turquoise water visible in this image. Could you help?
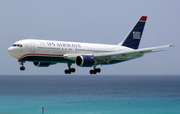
[1,95,180,114]
[0,75,180,114]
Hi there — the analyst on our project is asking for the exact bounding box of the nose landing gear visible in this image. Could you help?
[19,60,25,71]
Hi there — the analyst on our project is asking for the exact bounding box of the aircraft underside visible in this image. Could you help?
[19,55,130,74]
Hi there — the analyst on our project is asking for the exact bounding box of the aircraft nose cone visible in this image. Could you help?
[8,47,14,56]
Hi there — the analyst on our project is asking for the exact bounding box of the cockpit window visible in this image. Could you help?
[12,44,23,47]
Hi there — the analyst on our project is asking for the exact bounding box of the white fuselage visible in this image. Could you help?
[8,39,133,64]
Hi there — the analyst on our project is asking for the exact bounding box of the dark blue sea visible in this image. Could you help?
[0,75,180,114]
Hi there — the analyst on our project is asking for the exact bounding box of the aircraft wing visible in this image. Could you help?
[63,44,174,63]
[93,44,174,61]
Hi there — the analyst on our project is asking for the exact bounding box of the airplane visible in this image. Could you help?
[7,16,173,74]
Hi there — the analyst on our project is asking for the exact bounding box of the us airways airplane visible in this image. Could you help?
[8,16,173,74]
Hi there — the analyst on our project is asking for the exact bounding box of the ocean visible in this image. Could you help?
[0,75,179,114]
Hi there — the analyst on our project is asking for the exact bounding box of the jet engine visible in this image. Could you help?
[75,55,97,67]
[33,62,56,67]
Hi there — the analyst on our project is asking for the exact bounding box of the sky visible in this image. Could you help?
[0,0,179,75]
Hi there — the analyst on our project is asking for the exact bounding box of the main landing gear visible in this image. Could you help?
[64,63,76,74]
[90,66,101,75]
[19,60,25,71]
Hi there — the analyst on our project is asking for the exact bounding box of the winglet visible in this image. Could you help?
[139,16,147,21]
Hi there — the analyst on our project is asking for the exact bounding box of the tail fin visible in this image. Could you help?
[119,16,147,49]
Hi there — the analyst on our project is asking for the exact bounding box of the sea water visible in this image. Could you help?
[0,75,179,114]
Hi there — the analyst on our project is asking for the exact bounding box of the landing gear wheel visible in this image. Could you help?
[68,70,71,74]
[93,69,97,74]
[20,66,25,71]
[70,68,76,73]
[64,64,76,74]
[19,59,25,71]
[90,70,94,74]
[65,69,68,74]
[65,69,71,74]
[97,68,101,73]
[89,66,101,74]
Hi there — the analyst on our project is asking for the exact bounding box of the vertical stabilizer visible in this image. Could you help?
[119,16,147,49]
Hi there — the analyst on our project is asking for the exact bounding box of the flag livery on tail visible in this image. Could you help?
[120,16,147,49]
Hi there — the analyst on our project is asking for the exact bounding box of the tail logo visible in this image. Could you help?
[120,16,147,49]
[133,31,141,39]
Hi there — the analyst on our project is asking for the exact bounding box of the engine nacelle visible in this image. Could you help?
[33,62,56,67]
[75,55,96,67]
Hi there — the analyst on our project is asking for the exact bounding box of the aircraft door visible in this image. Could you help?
[31,43,35,52]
